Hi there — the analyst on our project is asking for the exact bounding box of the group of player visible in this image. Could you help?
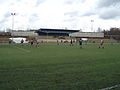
[29,38,40,48]
[22,38,104,49]
[69,38,104,49]
[9,37,104,49]
[69,38,83,48]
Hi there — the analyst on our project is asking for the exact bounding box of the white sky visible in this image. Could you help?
[0,0,120,32]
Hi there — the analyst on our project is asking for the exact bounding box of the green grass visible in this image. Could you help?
[0,43,120,90]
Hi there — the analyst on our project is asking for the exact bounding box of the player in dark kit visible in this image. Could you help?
[30,39,34,45]
[79,38,83,48]
[70,39,73,46]
[21,39,24,43]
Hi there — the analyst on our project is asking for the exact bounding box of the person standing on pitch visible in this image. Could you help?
[21,39,24,47]
[9,39,12,44]
[57,39,59,45]
[79,38,83,48]
[70,39,73,46]
[21,39,24,43]
[35,38,40,48]
[99,40,104,49]
[30,39,34,46]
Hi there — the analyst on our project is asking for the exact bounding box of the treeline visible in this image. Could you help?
[103,28,120,41]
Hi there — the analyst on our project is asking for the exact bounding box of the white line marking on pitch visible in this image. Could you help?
[14,46,30,53]
[99,84,120,90]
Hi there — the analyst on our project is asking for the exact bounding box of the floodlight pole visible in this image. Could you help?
[91,20,94,32]
[11,13,16,42]
[11,13,16,32]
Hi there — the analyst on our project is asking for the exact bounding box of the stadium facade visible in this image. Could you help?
[69,32,104,38]
[10,28,104,38]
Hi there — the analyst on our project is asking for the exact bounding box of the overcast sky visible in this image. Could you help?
[0,0,120,32]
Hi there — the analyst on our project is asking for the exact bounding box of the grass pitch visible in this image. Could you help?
[0,43,120,90]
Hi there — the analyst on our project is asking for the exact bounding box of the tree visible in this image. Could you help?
[103,27,120,41]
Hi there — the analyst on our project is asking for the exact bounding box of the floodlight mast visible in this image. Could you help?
[11,13,16,31]
[91,20,94,32]
[11,13,16,41]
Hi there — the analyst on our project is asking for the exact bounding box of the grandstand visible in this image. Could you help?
[36,28,79,36]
